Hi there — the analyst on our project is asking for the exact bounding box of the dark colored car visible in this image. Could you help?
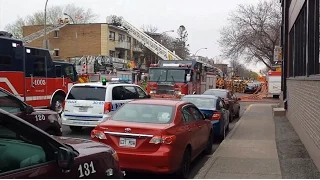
[0,88,62,136]
[244,83,260,93]
[0,109,123,178]
[181,95,230,140]
[203,89,241,120]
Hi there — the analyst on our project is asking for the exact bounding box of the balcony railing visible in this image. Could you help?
[133,45,143,52]
[115,41,130,50]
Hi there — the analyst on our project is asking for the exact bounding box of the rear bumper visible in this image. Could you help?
[116,147,179,174]
[61,113,107,127]
[211,120,221,137]
[151,94,181,99]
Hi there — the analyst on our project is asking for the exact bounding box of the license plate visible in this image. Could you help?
[119,137,136,147]
[79,107,88,112]
[72,121,89,125]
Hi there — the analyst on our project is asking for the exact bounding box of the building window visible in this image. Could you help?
[127,36,131,43]
[109,50,115,57]
[118,34,125,42]
[54,30,59,38]
[288,3,307,77]
[109,31,115,40]
[54,49,59,57]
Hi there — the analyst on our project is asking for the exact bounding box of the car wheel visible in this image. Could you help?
[70,126,82,132]
[176,148,191,179]
[229,112,234,122]
[235,107,240,118]
[204,131,213,155]
[51,95,64,114]
[46,129,56,136]
[226,118,230,131]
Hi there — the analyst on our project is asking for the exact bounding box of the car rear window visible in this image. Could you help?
[203,90,227,98]
[67,86,106,101]
[111,104,174,124]
[182,97,217,109]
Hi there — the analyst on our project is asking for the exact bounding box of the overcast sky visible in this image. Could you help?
[0,0,265,72]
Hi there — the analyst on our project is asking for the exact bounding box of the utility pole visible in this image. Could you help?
[43,0,49,49]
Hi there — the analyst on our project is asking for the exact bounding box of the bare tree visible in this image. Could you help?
[174,25,190,59]
[5,4,98,39]
[229,59,251,78]
[141,25,158,33]
[219,0,281,70]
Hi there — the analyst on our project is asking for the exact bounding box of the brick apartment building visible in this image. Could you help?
[23,23,144,64]
[281,0,320,170]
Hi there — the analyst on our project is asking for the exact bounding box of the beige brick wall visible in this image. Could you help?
[23,24,103,60]
[287,79,320,169]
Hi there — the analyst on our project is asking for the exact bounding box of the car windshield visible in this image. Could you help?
[149,69,185,82]
[67,86,106,101]
[203,90,227,98]
[182,97,217,109]
[111,104,174,124]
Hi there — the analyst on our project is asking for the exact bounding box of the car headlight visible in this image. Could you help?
[175,91,181,95]
[150,90,156,94]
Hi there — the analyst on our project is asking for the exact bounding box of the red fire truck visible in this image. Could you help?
[0,33,78,114]
[147,60,217,98]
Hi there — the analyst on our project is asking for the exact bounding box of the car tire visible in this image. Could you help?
[229,111,234,122]
[51,95,65,114]
[204,131,213,155]
[235,107,240,118]
[46,129,56,136]
[70,126,82,132]
[176,148,191,179]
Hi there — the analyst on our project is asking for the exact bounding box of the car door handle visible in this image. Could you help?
[198,125,202,128]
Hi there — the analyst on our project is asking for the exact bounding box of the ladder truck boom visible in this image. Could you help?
[22,23,67,45]
[107,15,182,61]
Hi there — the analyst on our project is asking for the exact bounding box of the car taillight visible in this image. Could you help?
[91,129,107,140]
[211,112,221,120]
[104,102,112,114]
[149,135,176,145]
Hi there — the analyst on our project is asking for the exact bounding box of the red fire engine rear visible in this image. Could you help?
[0,33,78,113]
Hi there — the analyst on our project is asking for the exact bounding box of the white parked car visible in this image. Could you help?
[61,78,150,132]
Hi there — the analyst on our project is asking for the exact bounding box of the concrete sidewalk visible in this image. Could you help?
[195,104,282,179]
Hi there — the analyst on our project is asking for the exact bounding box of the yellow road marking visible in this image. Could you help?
[244,104,253,113]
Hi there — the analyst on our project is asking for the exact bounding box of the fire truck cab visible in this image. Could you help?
[0,34,78,114]
[147,60,217,98]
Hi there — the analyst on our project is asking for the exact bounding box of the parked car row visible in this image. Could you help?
[0,78,241,178]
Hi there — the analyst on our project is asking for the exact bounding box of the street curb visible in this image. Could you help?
[193,105,252,179]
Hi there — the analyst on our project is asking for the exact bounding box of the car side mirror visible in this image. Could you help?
[25,105,34,114]
[186,74,191,82]
[57,147,75,171]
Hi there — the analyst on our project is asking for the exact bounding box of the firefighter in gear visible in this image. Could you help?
[239,81,245,93]
[218,78,224,89]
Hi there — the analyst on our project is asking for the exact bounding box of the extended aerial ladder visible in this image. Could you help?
[106,15,224,74]
[106,15,182,61]
[22,23,67,45]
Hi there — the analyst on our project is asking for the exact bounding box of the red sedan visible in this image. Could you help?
[91,99,213,178]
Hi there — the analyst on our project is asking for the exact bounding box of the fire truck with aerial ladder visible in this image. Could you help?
[0,15,223,113]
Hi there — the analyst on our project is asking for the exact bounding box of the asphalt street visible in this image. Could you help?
[62,100,256,179]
